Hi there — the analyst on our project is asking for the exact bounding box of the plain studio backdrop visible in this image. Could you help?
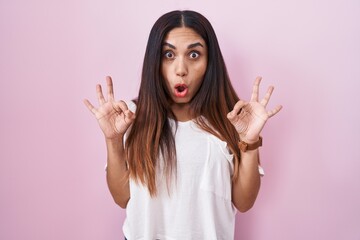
[0,0,359,239]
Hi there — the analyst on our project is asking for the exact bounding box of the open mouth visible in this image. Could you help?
[176,85,186,92]
[174,84,188,97]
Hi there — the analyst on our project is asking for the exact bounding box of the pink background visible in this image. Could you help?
[1,0,359,239]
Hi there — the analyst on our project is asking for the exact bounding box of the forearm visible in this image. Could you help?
[232,148,261,212]
[105,137,130,208]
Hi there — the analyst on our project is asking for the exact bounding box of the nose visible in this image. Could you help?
[175,57,188,77]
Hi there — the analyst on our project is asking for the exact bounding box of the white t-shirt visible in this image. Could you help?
[120,101,263,240]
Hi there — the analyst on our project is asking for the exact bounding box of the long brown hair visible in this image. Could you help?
[126,10,241,196]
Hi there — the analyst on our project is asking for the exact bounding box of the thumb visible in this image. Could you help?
[124,109,136,122]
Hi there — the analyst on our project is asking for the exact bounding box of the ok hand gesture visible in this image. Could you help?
[227,77,282,143]
[83,76,135,140]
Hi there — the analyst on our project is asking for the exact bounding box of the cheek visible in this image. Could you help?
[192,70,206,90]
[192,62,207,91]
[161,65,173,90]
[193,62,207,80]
[161,64,168,80]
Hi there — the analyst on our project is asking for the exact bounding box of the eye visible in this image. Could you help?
[189,51,200,59]
[164,51,175,59]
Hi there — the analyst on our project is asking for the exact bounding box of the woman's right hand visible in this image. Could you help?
[83,76,135,140]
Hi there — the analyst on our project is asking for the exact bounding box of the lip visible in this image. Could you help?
[174,83,188,98]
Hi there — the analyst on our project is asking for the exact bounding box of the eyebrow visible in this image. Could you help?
[162,42,204,49]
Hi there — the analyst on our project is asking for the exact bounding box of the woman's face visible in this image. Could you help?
[161,27,208,105]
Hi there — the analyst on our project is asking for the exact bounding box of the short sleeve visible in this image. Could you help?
[258,165,265,176]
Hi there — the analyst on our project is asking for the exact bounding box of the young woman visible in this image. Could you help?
[84,10,282,240]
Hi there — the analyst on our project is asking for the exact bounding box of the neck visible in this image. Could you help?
[171,103,194,122]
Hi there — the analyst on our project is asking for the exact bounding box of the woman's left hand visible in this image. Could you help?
[227,76,282,143]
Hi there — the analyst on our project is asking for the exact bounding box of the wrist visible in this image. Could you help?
[238,136,262,152]
[105,136,124,146]
[239,135,260,144]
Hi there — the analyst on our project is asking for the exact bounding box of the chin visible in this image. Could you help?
[173,98,191,104]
